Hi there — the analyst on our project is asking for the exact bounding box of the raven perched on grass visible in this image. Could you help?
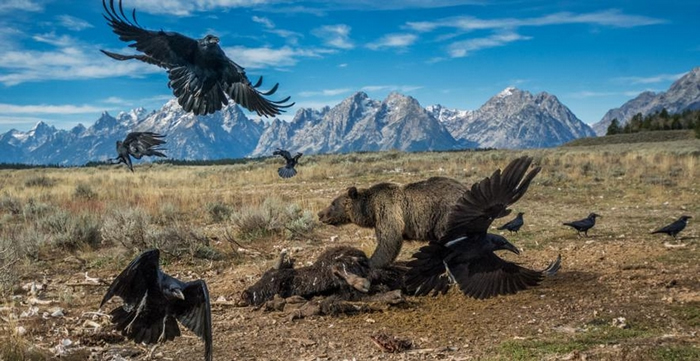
[100,0,293,117]
[563,213,600,237]
[272,148,302,178]
[113,132,167,172]
[497,212,525,234]
[405,156,561,299]
[100,249,212,361]
[651,215,691,239]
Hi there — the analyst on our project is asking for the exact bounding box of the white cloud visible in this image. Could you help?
[0,103,106,114]
[366,33,418,50]
[448,32,531,58]
[223,45,330,69]
[57,15,93,31]
[251,15,303,44]
[613,72,686,84]
[252,16,274,29]
[125,0,273,16]
[119,0,482,15]
[100,97,130,105]
[0,0,42,13]
[0,44,162,86]
[405,10,666,33]
[567,89,661,99]
[312,24,354,49]
[298,88,352,97]
[0,116,55,126]
[32,32,75,47]
[361,85,423,93]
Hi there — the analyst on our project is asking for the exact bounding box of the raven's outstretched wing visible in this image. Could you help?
[443,156,541,241]
[224,70,295,118]
[123,132,167,159]
[100,249,160,309]
[273,148,292,161]
[448,253,561,299]
[102,0,196,68]
[172,280,213,361]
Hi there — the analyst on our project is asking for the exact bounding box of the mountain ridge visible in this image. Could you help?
[0,87,608,165]
[592,67,700,135]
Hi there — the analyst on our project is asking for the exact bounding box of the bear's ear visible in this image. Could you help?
[347,186,359,199]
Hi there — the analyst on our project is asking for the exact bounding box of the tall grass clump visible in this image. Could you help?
[0,238,19,298]
[73,183,97,200]
[231,197,318,240]
[101,207,150,249]
[207,201,232,223]
[23,175,57,188]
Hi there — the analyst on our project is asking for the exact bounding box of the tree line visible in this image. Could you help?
[606,108,700,138]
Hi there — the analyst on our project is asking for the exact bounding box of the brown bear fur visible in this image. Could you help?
[317,176,466,268]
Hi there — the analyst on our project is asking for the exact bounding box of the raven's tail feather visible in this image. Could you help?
[541,254,561,277]
[278,167,297,178]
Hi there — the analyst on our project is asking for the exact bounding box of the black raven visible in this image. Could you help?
[563,213,600,237]
[272,148,302,178]
[651,215,691,239]
[405,156,561,299]
[100,249,212,361]
[113,131,167,172]
[497,212,525,233]
[100,0,293,117]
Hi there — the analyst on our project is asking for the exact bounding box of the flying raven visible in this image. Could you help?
[112,131,167,172]
[272,148,302,178]
[100,0,293,117]
[405,156,561,299]
[497,212,525,234]
[651,215,691,239]
[100,249,213,361]
[563,213,600,237]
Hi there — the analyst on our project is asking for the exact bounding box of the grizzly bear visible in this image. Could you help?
[317,177,466,268]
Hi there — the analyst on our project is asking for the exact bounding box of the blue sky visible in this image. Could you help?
[0,0,698,133]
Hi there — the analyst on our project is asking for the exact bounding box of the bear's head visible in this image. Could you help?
[317,186,364,226]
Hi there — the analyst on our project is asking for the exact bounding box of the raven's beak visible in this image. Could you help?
[172,289,185,300]
[503,241,520,255]
[211,36,220,44]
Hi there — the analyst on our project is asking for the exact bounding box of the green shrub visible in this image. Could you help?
[207,201,232,223]
[73,183,97,201]
[231,198,317,240]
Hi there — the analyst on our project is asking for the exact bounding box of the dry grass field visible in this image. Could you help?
[1,139,699,360]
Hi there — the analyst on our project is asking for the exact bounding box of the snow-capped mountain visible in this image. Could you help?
[430,87,595,149]
[1,86,600,165]
[592,67,700,135]
[0,100,263,165]
[252,92,458,156]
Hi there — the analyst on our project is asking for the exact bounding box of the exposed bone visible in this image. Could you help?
[274,249,288,270]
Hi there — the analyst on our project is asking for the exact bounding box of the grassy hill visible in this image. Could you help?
[563,130,696,147]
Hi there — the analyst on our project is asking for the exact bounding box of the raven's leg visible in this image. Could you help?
[125,292,148,334]
[157,316,167,343]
